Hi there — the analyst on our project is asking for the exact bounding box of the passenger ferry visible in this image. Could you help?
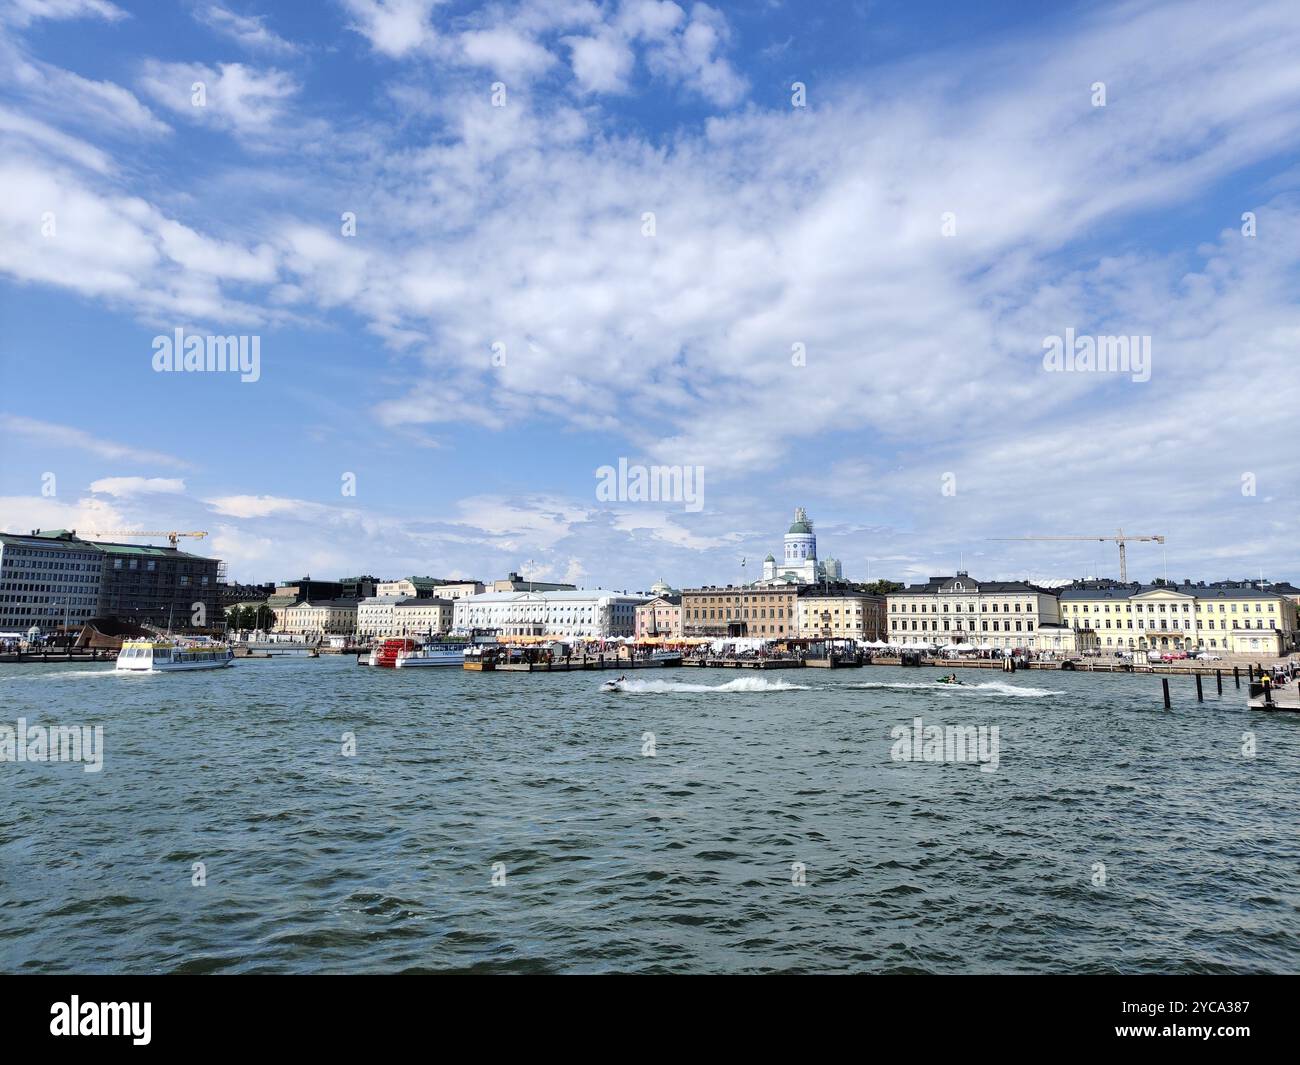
[368,637,421,668]
[115,640,235,672]
[395,640,469,668]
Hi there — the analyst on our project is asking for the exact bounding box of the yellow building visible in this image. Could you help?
[797,589,886,641]
[1058,583,1296,655]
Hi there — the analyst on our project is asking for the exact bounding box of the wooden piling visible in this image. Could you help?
[1162,677,1171,709]
[1234,666,1240,689]
[1216,669,1222,695]
[1195,673,1203,702]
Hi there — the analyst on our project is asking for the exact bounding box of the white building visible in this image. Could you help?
[393,597,454,636]
[278,599,359,636]
[758,508,844,586]
[357,595,406,639]
[886,572,1062,651]
[453,590,646,638]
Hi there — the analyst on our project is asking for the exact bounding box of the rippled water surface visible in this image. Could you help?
[2,656,1297,973]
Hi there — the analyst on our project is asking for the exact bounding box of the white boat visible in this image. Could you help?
[115,639,234,672]
[395,641,469,668]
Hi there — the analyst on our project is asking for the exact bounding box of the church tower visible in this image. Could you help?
[783,507,817,571]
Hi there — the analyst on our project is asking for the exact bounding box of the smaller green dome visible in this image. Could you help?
[787,521,812,534]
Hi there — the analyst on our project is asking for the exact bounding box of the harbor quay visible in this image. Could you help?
[4,512,1298,679]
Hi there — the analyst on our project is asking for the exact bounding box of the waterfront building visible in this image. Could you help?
[796,586,886,641]
[393,597,454,636]
[452,590,645,638]
[1057,580,1297,654]
[357,595,407,639]
[1057,584,1138,652]
[757,508,844,586]
[635,594,683,638]
[278,599,360,637]
[490,572,578,593]
[886,573,1062,651]
[94,539,223,631]
[0,529,104,634]
[680,585,799,638]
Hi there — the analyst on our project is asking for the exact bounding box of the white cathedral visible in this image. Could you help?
[757,507,844,586]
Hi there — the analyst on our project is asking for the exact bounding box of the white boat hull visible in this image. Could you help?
[115,658,234,673]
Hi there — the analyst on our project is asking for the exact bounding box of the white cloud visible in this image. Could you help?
[0,415,192,469]
[565,31,634,93]
[458,26,555,79]
[196,4,299,55]
[340,0,440,57]
[137,60,299,137]
[0,0,124,26]
[89,476,187,497]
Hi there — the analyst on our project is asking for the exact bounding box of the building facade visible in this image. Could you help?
[278,599,359,636]
[357,595,406,639]
[796,587,886,641]
[1059,581,1297,654]
[635,595,683,638]
[452,590,645,638]
[94,541,223,631]
[680,585,799,638]
[0,530,104,635]
[393,597,454,636]
[886,573,1062,651]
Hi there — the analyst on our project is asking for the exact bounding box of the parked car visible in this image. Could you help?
[1193,651,1223,661]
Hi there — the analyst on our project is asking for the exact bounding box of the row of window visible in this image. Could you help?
[1064,601,1275,613]
[893,602,1032,613]
[892,619,1036,632]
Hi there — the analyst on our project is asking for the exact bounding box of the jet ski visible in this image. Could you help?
[601,676,627,693]
[936,674,964,686]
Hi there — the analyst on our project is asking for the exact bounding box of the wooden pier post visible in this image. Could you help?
[1195,673,1203,702]
[1234,666,1240,689]
[1216,669,1222,695]
[1162,678,1171,709]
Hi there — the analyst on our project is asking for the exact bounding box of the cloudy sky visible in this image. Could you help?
[1,0,1297,590]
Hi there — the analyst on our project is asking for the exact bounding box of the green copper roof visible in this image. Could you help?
[787,521,812,534]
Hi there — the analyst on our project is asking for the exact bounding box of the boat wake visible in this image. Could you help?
[614,677,810,694]
[844,680,1062,698]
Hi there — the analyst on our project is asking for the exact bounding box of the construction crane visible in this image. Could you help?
[988,530,1165,583]
[91,530,208,548]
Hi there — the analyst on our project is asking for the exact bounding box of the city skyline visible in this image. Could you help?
[3,0,1300,588]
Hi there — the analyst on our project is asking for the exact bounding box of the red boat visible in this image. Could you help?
[368,637,421,668]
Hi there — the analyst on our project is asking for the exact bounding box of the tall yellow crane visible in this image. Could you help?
[988,530,1165,583]
[90,530,208,548]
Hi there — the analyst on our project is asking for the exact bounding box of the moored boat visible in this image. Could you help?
[395,640,468,668]
[115,639,234,673]
[370,637,421,668]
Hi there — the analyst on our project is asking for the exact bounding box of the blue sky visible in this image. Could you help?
[1,0,1298,590]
